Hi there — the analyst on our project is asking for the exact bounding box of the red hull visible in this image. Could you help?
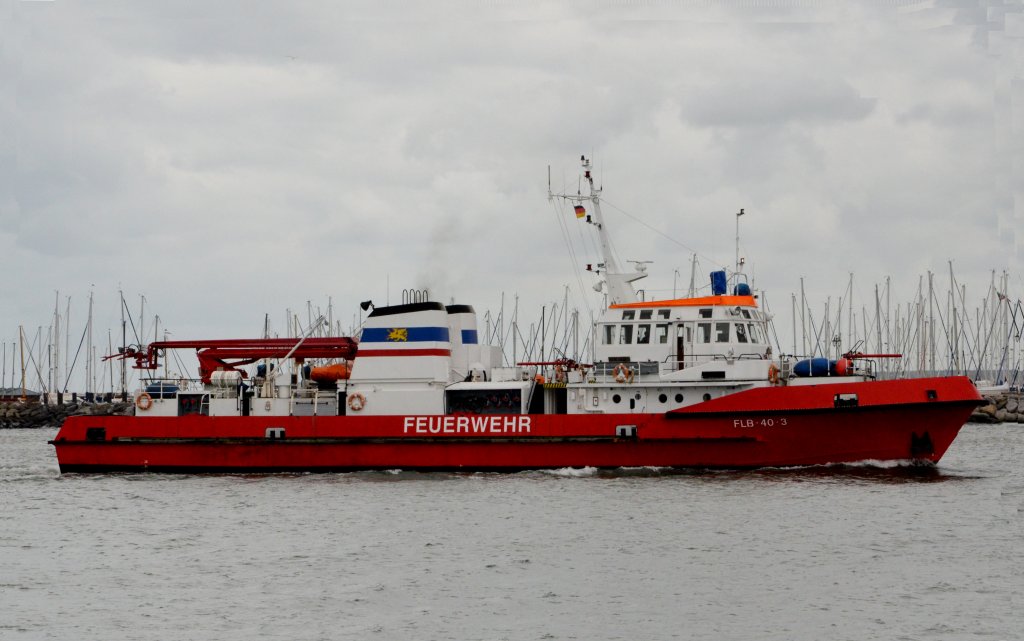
[50,377,982,473]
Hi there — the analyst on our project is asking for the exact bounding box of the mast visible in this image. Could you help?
[791,293,797,356]
[800,278,807,357]
[36,326,44,396]
[949,261,958,374]
[53,291,60,398]
[328,297,334,337]
[19,325,26,400]
[541,305,545,363]
[139,295,145,351]
[120,290,127,400]
[549,156,646,305]
[875,284,883,377]
[688,253,697,298]
[512,295,518,366]
[928,271,935,374]
[108,330,114,395]
[848,273,853,351]
[64,296,71,393]
[734,208,745,288]
[87,291,94,398]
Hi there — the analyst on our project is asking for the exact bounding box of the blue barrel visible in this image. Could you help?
[793,358,833,377]
[710,270,727,295]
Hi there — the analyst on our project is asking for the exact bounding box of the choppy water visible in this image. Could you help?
[2,425,1023,641]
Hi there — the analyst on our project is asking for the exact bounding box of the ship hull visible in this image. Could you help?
[50,377,982,473]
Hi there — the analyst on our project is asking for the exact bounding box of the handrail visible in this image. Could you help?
[657,351,769,373]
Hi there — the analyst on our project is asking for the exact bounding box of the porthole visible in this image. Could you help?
[658,393,668,403]
[674,393,684,403]
[612,394,622,404]
[703,393,712,402]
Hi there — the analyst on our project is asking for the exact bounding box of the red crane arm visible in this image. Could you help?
[106,337,358,383]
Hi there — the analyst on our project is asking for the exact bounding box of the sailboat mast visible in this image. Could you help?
[53,291,60,398]
[120,290,127,399]
[688,253,697,298]
[87,291,94,398]
[19,325,26,400]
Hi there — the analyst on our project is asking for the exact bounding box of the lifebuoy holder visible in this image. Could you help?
[768,363,780,385]
[554,364,567,383]
[348,392,366,412]
[135,392,153,411]
[613,363,633,384]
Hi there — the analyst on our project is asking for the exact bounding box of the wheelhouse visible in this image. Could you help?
[594,294,771,380]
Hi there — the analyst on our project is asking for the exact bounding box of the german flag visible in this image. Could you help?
[574,205,586,218]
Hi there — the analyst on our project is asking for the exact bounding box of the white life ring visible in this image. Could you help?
[613,363,632,384]
[348,392,366,412]
[135,392,153,411]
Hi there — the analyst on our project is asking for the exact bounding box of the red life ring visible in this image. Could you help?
[347,392,366,412]
[768,364,780,385]
[613,363,632,384]
[135,392,153,410]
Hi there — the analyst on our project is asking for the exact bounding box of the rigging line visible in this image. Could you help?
[62,320,90,393]
[550,200,595,320]
[566,217,598,318]
[575,206,602,271]
[170,349,190,381]
[551,200,587,297]
[21,329,48,393]
[759,292,784,356]
[563,194,633,298]
[121,295,142,346]
[599,197,730,271]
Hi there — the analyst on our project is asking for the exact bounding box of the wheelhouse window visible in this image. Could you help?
[622,310,636,320]
[748,323,759,342]
[637,324,651,344]
[715,322,730,343]
[658,309,670,319]
[655,324,669,344]
[639,309,653,320]
[741,309,751,319]
[603,325,615,344]
[698,322,711,343]
[619,325,634,344]
[735,323,748,343]
[699,308,712,319]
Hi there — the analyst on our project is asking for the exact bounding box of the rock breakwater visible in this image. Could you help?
[970,392,1024,424]
[0,401,133,429]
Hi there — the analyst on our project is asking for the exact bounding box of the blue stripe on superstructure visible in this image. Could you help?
[461,329,478,344]
[361,327,451,343]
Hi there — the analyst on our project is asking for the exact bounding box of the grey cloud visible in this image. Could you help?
[680,75,875,129]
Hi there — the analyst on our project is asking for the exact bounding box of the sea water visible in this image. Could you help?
[2,425,1022,641]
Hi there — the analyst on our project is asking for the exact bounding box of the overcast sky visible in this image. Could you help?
[2,1,1021,390]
